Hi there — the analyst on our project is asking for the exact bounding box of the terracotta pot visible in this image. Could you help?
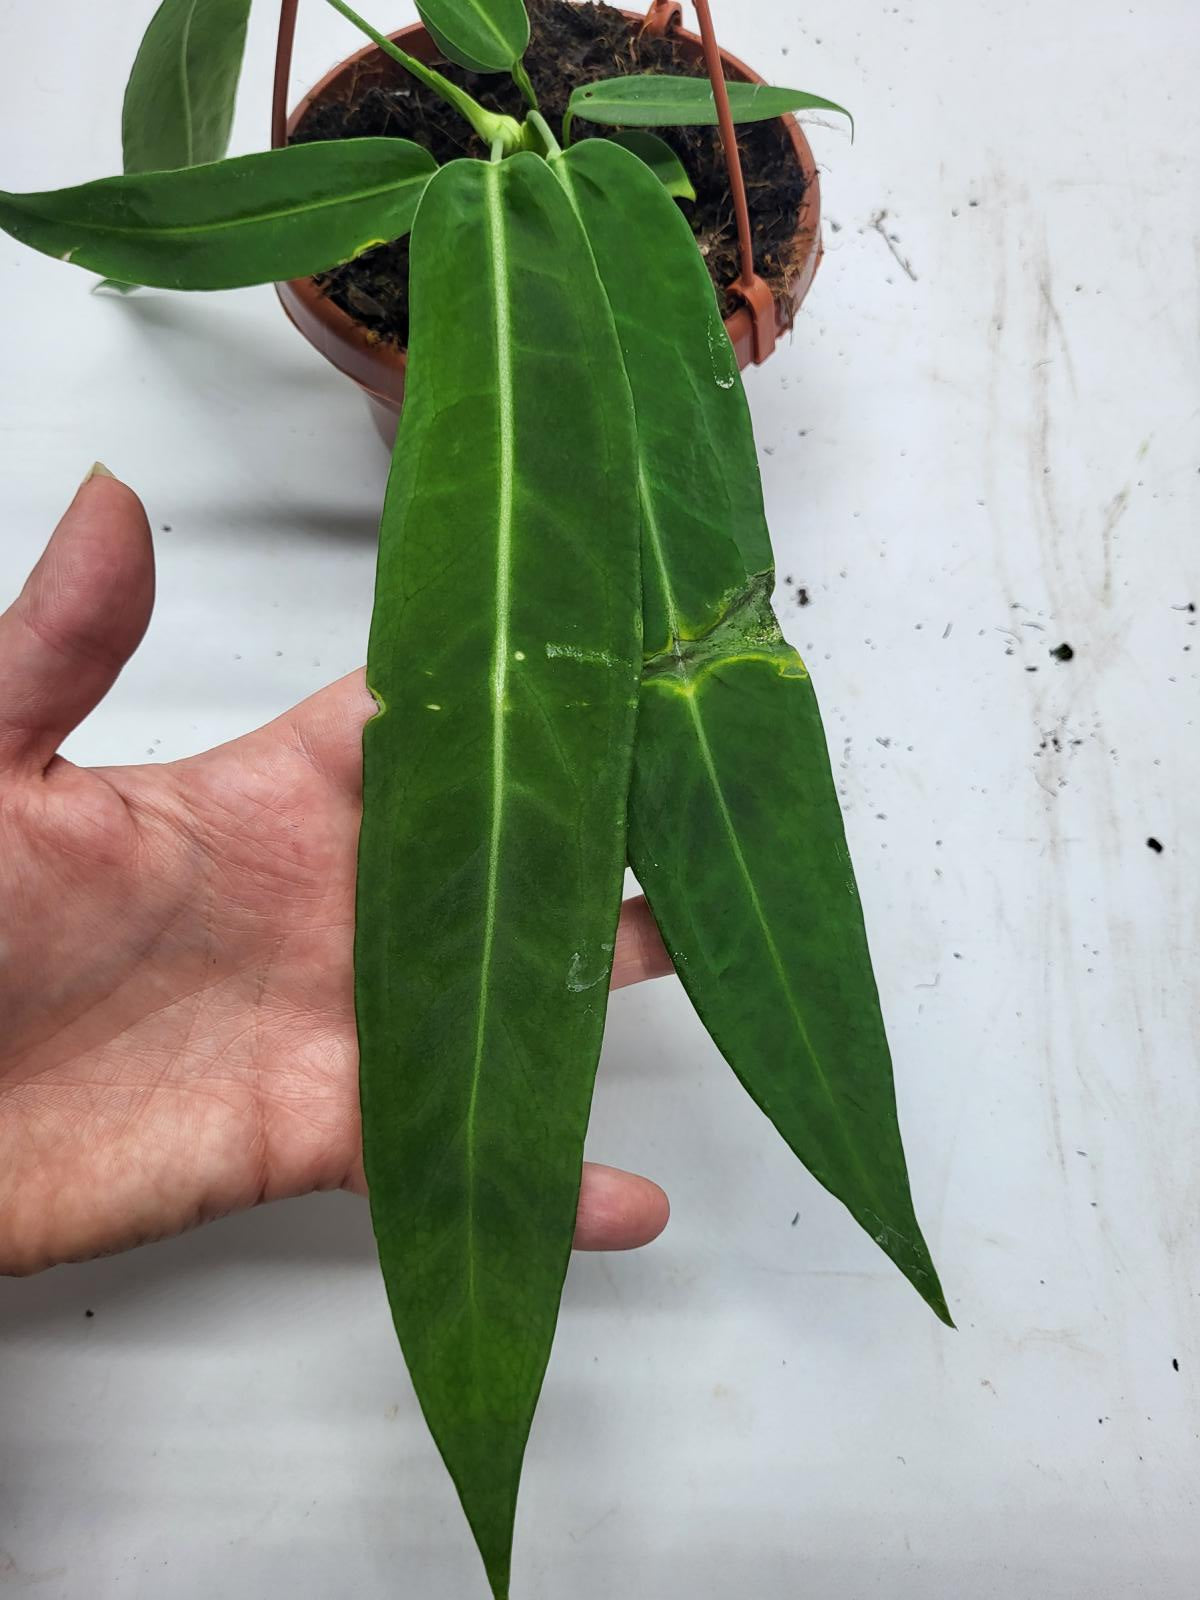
[275,10,823,444]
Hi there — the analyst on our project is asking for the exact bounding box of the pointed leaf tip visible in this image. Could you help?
[606,131,696,200]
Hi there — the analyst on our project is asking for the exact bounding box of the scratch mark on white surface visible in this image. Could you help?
[1013,1327,1104,1361]
[1036,271,1078,395]
[1100,486,1130,605]
[869,208,918,281]
[0,1549,68,1588]
[567,1503,619,1544]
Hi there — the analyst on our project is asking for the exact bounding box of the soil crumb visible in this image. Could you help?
[292,0,811,346]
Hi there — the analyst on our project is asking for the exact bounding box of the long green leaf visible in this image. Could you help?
[567,74,852,140]
[553,139,949,1325]
[416,0,530,73]
[605,131,695,201]
[356,154,641,1599]
[0,140,437,291]
[121,0,253,174]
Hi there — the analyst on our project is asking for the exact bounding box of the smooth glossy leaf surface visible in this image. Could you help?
[605,131,695,200]
[568,74,852,137]
[356,155,641,1599]
[555,139,948,1324]
[0,140,437,290]
[416,0,530,72]
[121,0,253,174]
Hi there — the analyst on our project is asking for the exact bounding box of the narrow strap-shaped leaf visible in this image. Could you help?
[0,139,437,290]
[567,74,852,140]
[356,154,641,1599]
[121,0,253,173]
[554,139,949,1325]
[605,132,696,201]
[416,0,530,73]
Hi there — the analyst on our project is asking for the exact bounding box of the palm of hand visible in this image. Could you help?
[0,476,669,1274]
[1,679,367,1272]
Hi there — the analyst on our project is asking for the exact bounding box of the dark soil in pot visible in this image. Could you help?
[290,0,810,348]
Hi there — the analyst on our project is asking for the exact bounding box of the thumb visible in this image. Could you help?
[0,467,154,773]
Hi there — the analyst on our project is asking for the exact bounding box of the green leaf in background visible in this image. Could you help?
[553,138,949,1325]
[415,0,530,73]
[567,74,852,141]
[604,131,695,201]
[0,139,437,291]
[355,154,642,1600]
[100,0,253,293]
[121,0,253,173]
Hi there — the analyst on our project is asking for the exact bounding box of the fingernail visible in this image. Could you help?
[83,461,116,485]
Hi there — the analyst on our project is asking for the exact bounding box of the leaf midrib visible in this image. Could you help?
[178,0,199,167]
[463,160,516,1312]
[459,0,513,55]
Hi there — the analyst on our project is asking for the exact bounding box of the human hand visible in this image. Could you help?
[0,472,673,1276]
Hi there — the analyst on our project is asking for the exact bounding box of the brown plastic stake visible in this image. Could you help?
[691,0,776,363]
[641,0,682,37]
[273,0,300,150]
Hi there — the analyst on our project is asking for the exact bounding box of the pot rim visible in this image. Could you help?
[276,7,822,400]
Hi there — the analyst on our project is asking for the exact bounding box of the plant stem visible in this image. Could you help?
[322,0,524,153]
[526,110,561,159]
[512,59,538,110]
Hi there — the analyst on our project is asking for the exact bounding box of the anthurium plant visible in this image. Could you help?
[0,1,951,1593]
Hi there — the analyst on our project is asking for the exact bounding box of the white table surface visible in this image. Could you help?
[1,2,1197,1596]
